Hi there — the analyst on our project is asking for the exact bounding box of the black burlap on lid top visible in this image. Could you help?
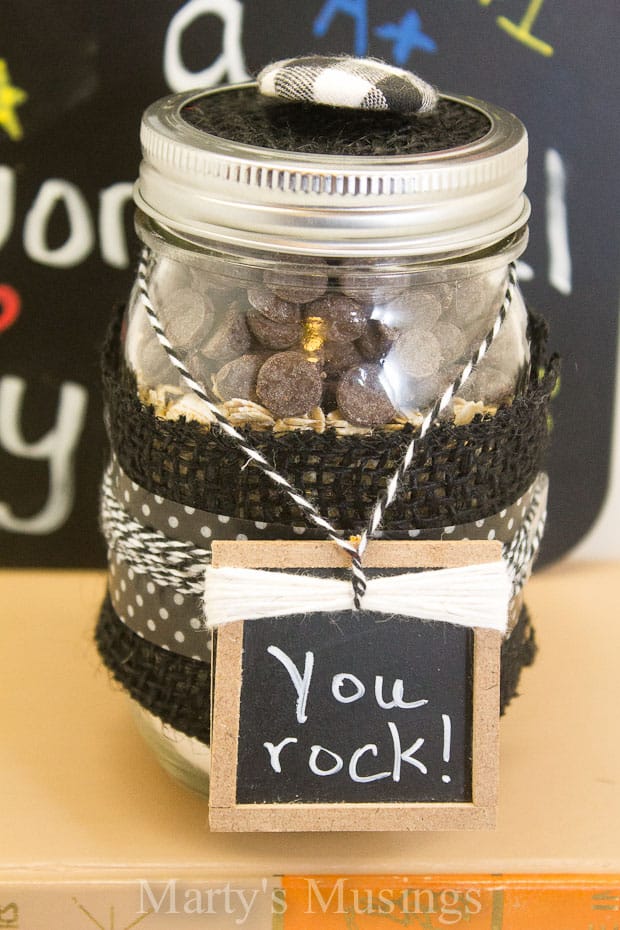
[181,86,491,156]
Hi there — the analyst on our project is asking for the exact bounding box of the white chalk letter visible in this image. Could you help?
[375,676,428,710]
[267,645,314,724]
[99,182,134,268]
[545,148,572,295]
[0,376,88,534]
[163,0,249,91]
[348,744,390,783]
[309,745,343,776]
[263,737,298,773]
[23,179,94,268]
[388,721,427,781]
[0,166,15,250]
[332,672,365,704]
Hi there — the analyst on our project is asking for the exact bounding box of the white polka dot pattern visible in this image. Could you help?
[108,550,213,661]
[104,457,547,663]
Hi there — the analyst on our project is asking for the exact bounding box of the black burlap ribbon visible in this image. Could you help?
[96,304,558,738]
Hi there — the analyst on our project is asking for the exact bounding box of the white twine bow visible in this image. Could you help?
[203,560,511,633]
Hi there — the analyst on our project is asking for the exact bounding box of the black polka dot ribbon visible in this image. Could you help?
[102,457,548,660]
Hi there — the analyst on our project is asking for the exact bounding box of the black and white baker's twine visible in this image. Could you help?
[357,263,518,563]
[137,249,366,604]
[137,249,517,608]
[100,469,210,596]
[101,465,546,605]
[505,482,546,593]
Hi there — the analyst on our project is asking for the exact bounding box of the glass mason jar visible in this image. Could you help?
[121,82,532,794]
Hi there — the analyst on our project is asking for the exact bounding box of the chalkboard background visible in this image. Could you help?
[1,1,618,567]
[237,611,473,804]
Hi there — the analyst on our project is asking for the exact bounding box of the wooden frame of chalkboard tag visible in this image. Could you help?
[208,539,502,832]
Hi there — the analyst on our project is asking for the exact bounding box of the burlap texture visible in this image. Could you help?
[182,87,491,156]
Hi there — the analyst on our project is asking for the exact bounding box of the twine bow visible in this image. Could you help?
[203,560,511,632]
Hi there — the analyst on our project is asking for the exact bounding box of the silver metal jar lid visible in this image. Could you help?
[135,83,529,258]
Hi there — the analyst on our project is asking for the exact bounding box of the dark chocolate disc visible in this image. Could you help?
[306,294,368,342]
[264,268,328,304]
[385,287,443,329]
[256,350,323,417]
[246,307,302,349]
[322,340,363,377]
[247,286,301,323]
[336,364,396,426]
[355,320,396,361]
[395,328,442,379]
[139,331,180,386]
[435,321,467,362]
[164,287,215,349]
[200,304,252,362]
[213,352,265,401]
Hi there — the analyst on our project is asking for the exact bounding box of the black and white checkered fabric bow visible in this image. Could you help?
[257,56,438,115]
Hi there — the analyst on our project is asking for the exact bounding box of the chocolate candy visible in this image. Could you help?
[151,258,194,305]
[402,371,452,412]
[213,353,264,402]
[336,275,407,304]
[186,350,219,400]
[453,270,506,324]
[306,294,368,342]
[247,286,301,323]
[321,378,340,413]
[200,304,252,362]
[246,307,302,349]
[458,364,514,404]
[457,299,529,403]
[139,329,181,386]
[256,351,323,418]
[322,340,363,377]
[385,287,443,329]
[484,299,530,368]
[356,320,396,361]
[331,258,411,302]
[336,364,396,427]
[264,268,328,304]
[140,252,524,432]
[188,266,240,302]
[321,342,364,412]
[395,329,442,379]
[164,287,215,349]
[434,321,467,362]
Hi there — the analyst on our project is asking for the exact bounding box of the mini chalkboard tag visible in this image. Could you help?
[208,539,505,832]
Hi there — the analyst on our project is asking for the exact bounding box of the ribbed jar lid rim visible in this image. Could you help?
[135,83,529,257]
